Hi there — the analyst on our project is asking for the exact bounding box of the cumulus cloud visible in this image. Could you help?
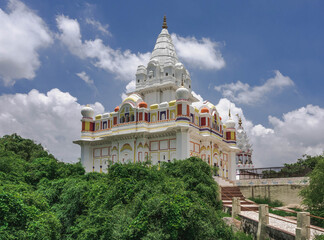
[85,18,110,36]
[214,70,294,105]
[0,0,53,86]
[56,15,150,81]
[216,98,324,167]
[120,80,136,100]
[76,71,94,85]
[0,89,104,162]
[171,34,225,70]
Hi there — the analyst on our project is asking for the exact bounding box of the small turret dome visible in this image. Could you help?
[176,86,189,100]
[226,117,235,129]
[81,105,94,118]
[225,110,235,129]
[136,65,147,75]
[159,102,168,108]
[114,106,120,112]
[175,62,183,69]
[201,107,209,113]
[138,101,148,108]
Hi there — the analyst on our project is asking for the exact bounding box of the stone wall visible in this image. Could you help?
[236,177,309,205]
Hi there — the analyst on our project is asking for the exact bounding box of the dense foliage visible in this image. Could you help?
[300,155,324,228]
[0,134,251,239]
[262,154,323,178]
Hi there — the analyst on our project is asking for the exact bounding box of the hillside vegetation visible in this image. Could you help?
[0,134,252,240]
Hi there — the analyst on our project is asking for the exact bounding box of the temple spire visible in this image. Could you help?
[162,15,168,29]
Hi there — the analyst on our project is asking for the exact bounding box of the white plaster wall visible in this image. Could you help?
[81,143,92,172]
[176,129,190,160]
[144,92,158,106]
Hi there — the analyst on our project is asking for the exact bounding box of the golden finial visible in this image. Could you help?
[162,15,168,29]
[228,109,231,118]
[181,74,184,86]
[236,114,242,127]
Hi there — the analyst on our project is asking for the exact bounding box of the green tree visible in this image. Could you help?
[300,155,324,227]
[0,134,252,239]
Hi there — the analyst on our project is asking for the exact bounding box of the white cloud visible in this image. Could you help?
[269,105,324,147]
[0,0,53,86]
[0,88,104,162]
[214,70,294,105]
[216,98,324,167]
[120,80,136,100]
[85,18,110,36]
[56,15,150,82]
[171,34,225,70]
[76,71,94,85]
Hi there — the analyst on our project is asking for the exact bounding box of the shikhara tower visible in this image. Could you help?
[74,16,248,181]
[236,116,254,169]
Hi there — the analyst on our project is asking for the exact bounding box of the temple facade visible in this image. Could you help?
[74,17,243,180]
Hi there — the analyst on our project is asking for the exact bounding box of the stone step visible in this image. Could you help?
[222,200,255,205]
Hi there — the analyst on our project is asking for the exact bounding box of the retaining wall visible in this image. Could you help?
[236,177,309,205]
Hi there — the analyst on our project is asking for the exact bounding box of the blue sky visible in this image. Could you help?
[0,0,323,166]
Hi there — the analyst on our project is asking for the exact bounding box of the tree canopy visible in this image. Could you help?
[0,134,252,239]
[300,154,324,228]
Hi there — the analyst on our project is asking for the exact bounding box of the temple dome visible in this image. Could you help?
[201,107,209,113]
[81,105,94,118]
[176,86,189,100]
[138,101,148,108]
[226,117,235,129]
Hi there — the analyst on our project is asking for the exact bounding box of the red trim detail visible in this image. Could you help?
[177,104,182,116]
[201,117,206,126]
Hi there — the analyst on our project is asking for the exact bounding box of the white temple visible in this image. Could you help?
[74,16,252,181]
[236,116,254,169]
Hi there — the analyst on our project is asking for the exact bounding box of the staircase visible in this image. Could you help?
[214,177,259,212]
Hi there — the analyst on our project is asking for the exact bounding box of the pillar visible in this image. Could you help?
[296,212,310,240]
[257,204,269,240]
[81,143,92,172]
[228,151,237,181]
[176,128,189,160]
[232,197,241,218]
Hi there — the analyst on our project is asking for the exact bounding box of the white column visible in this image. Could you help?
[176,128,189,160]
[81,143,92,172]
[228,151,237,181]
